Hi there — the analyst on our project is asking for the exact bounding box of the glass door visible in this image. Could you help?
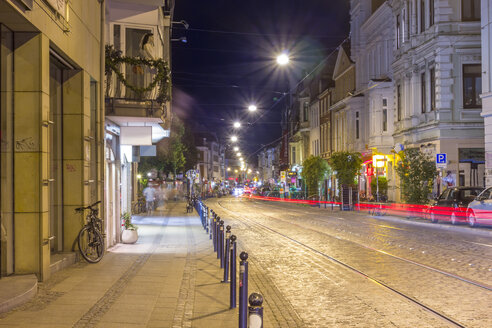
[49,58,64,253]
[0,25,14,276]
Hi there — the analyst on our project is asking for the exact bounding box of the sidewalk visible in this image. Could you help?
[0,202,237,328]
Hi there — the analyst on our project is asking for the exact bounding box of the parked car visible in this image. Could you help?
[429,187,484,224]
[467,187,492,227]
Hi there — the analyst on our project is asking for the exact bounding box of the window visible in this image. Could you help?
[292,147,296,164]
[397,84,402,121]
[429,0,434,26]
[430,68,436,110]
[303,101,309,122]
[396,14,401,49]
[420,0,425,32]
[421,72,426,113]
[113,24,121,50]
[382,98,388,132]
[463,64,482,108]
[462,0,480,21]
[355,112,360,139]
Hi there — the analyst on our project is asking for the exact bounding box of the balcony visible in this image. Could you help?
[105,45,170,122]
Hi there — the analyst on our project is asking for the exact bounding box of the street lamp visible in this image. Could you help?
[233,121,241,128]
[231,136,238,142]
[276,53,290,66]
[248,104,257,112]
[237,152,242,157]
[233,147,239,152]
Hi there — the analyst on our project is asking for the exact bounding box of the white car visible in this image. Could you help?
[467,187,492,227]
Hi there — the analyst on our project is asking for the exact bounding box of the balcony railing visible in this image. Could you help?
[105,45,170,105]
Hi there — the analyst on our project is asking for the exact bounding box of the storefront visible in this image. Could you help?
[0,1,104,281]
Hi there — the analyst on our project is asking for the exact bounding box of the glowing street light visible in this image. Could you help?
[231,135,238,142]
[233,121,241,128]
[137,174,142,179]
[233,147,239,152]
[248,104,257,112]
[276,53,290,66]
[237,152,242,157]
[147,172,152,177]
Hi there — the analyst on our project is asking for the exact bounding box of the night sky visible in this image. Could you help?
[171,0,350,158]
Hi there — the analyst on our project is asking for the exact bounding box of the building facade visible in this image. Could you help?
[0,0,104,280]
[351,0,397,200]
[104,0,173,244]
[481,0,492,187]
[391,0,484,191]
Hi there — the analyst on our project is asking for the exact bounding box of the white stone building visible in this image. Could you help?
[481,0,492,187]
[350,0,397,199]
[391,0,484,190]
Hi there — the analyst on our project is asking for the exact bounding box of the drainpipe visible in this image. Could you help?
[98,0,106,231]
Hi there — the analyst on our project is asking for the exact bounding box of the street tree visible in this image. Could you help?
[302,156,331,198]
[329,151,363,186]
[395,148,437,204]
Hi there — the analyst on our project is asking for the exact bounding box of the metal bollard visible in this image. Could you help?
[204,206,209,233]
[248,293,264,328]
[230,235,237,309]
[212,214,217,252]
[209,211,212,240]
[238,251,249,328]
[222,225,231,282]
[218,220,224,265]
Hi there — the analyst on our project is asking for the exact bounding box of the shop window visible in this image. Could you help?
[463,64,482,108]
[462,0,480,21]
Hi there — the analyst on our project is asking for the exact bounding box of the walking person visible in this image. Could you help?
[143,185,155,216]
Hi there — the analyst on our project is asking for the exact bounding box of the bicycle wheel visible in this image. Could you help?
[78,226,104,263]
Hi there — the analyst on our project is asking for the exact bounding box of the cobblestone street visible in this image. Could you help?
[205,197,492,328]
[1,197,491,327]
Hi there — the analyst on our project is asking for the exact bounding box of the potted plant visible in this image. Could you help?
[121,212,138,244]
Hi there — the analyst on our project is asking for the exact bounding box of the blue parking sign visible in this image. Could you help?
[436,153,447,164]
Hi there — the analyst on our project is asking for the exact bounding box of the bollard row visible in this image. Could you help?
[196,201,264,328]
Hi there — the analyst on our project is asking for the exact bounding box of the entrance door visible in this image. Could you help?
[49,58,64,253]
[0,25,14,276]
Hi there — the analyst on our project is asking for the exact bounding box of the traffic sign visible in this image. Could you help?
[436,153,447,168]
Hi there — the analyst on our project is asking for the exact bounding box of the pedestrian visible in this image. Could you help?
[143,185,155,216]
[442,170,456,188]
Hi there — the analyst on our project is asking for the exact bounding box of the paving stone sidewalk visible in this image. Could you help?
[0,202,240,328]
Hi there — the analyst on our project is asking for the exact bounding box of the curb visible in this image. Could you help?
[0,274,38,314]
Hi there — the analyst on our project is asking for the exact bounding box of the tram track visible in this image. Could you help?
[250,199,492,263]
[211,198,492,328]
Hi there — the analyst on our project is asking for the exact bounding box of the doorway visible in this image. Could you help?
[49,56,65,253]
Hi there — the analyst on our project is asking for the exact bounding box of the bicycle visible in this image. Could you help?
[132,196,146,215]
[75,201,104,263]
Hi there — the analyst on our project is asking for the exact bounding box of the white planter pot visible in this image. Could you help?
[121,229,138,244]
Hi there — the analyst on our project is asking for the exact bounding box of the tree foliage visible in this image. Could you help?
[370,176,388,199]
[329,151,363,186]
[302,156,331,197]
[395,148,437,204]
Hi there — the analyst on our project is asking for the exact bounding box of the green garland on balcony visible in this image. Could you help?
[105,45,171,104]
